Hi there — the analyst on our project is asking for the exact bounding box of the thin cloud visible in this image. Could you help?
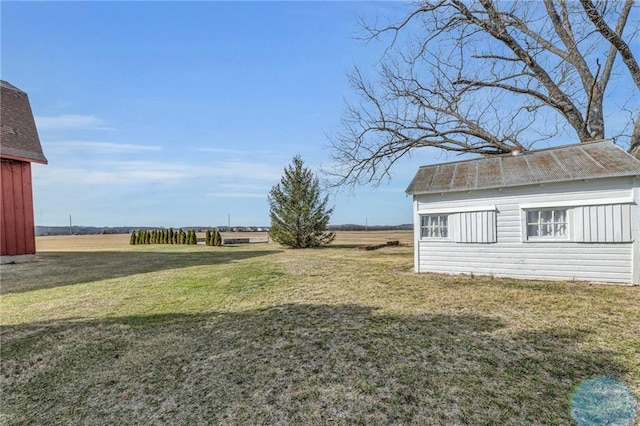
[35,114,113,130]
[219,183,271,191]
[207,193,267,199]
[46,141,162,153]
[34,159,283,186]
[195,147,253,155]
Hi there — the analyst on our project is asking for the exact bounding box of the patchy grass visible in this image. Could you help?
[1,232,638,425]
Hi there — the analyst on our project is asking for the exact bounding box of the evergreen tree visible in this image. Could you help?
[205,229,211,246]
[181,229,186,245]
[130,230,137,245]
[214,230,222,246]
[268,155,335,248]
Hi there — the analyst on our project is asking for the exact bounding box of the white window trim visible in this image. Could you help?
[522,208,572,242]
[419,214,450,240]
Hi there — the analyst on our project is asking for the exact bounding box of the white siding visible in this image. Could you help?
[414,177,638,284]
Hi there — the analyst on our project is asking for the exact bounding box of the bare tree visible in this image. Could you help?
[330,0,640,187]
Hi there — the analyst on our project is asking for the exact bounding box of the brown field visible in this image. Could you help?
[35,230,414,251]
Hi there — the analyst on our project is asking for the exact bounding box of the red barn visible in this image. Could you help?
[1,80,47,264]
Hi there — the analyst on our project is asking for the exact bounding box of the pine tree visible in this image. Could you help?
[181,229,186,244]
[205,229,211,246]
[130,230,137,245]
[268,155,335,248]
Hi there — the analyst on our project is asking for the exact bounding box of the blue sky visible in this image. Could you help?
[2,1,431,227]
[2,1,638,227]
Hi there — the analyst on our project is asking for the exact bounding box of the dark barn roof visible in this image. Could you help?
[1,80,47,164]
[406,141,640,195]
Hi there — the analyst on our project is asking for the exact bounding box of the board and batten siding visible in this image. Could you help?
[1,159,36,257]
[413,176,639,284]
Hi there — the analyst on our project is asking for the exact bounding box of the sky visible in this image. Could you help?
[1,1,433,227]
[2,1,638,227]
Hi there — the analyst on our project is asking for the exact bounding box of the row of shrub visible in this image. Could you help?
[129,228,199,245]
[205,229,223,246]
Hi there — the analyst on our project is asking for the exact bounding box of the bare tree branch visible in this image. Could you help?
[579,0,640,89]
[329,0,640,187]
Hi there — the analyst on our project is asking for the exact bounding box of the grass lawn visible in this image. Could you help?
[1,231,638,425]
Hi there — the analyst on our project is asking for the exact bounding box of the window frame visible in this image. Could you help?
[420,214,449,240]
[524,208,569,241]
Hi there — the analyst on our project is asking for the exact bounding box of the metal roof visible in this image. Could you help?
[406,141,640,195]
[1,80,47,164]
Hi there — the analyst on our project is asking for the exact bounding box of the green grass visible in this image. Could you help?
[1,233,639,425]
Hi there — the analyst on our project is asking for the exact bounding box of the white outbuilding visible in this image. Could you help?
[405,140,640,285]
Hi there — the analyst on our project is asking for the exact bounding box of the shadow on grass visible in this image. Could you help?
[1,304,630,425]
[1,249,282,295]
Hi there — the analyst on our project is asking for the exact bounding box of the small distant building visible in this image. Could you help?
[1,80,47,264]
[406,141,640,285]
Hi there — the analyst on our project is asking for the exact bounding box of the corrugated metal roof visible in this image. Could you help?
[1,80,47,164]
[406,141,640,195]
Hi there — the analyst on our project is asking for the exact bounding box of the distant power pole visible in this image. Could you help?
[69,215,72,235]
[366,217,368,232]
[228,213,231,230]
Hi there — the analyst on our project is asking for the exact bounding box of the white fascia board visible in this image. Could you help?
[520,196,635,210]
[417,205,497,215]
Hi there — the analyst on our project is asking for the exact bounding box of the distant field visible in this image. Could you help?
[2,230,638,425]
[35,230,414,251]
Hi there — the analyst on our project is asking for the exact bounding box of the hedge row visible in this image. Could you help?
[129,228,199,245]
[205,229,223,246]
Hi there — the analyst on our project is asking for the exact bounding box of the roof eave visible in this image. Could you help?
[0,153,48,165]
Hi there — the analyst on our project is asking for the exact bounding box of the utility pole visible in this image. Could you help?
[228,213,231,230]
[366,217,368,232]
[69,215,72,235]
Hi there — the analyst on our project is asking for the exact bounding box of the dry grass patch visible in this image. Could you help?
[1,232,638,425]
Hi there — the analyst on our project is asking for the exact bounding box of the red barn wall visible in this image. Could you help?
[1,159,36,256]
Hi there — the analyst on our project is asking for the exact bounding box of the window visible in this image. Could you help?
[526,209,567,239]
[421,215,448,239]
